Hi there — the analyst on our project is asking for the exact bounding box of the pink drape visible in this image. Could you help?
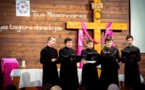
[77,30,83,68]
[81,22,113,44]
[1,58,18,89]
[77,22,114,68]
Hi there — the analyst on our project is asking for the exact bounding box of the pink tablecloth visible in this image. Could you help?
[1,58,18,89]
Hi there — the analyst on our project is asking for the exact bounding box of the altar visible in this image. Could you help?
[10,68,144,90]
[10,69,82,90]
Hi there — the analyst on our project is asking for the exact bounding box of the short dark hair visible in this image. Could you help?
[64,38,72,43]
[50,85,62,90]
[42,83,52,90]
[102,45,111,52]
[126,35,133,40]
[47,36,55,41]
[105,36,113,43]
[86,40,93,44]
[5,84,17,90]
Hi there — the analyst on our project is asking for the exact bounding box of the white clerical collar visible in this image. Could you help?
[128,45,133,47]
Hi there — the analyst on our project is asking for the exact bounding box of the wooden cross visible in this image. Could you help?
[66,0,127,53]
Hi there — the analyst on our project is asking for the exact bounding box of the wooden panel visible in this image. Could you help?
[102,14,129,19]
[0,30,78,35]
[0,16,91,22]
[0,43,77,50]
[1,1,145,90]
[103,1,129,7]
[0,34,76,39]
[0,8,90,13]
[101,19,129,23]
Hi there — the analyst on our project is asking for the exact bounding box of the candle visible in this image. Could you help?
[22,61,25,67]
[77,63,79,67]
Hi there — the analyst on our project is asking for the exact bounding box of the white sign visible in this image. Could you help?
[16,0,30,16]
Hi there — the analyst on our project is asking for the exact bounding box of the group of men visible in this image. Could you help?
[40,35,141,90]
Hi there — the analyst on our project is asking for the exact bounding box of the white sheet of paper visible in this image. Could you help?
[86,61,96,63]
[97,64,101,68]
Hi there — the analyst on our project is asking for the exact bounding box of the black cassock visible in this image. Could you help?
[59,47,79,90]
[101,46,120,62]
[91,53,119,90]
[81,48,99,90]
[101,46,120,86]
[121,46,141,88]
[40,46,59,85]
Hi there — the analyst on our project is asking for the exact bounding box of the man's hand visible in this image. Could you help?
[70,57,77,61]
[81,59,87,65]
[51,58,57,62]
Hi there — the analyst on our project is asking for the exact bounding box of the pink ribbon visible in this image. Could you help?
[81,22,99,44]
[81,22,113,44]
[77,22,114,68]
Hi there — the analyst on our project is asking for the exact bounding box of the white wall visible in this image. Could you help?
[130,0,145,53]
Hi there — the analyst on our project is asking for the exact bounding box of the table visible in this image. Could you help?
[10,68,144,89]
[10,69,82,89]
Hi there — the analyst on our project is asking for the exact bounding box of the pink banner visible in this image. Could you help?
[1,58,18,90]
[77,30,83,56]
[77,30,83,68]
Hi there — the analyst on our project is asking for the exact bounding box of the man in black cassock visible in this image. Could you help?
[81,40,99,90]
[59,38,79,90]
[101,36,120,62]
[40,36,59,86]
[101,36,120,86]
[83,45,120,90]
[121,35,141,89]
